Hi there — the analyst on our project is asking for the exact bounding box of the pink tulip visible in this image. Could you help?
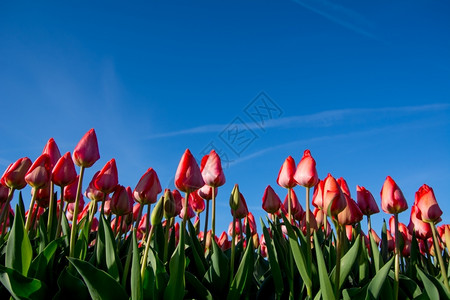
[380,176,408,214]
[277,156,297,188]
[312,180,324,209]
[52,152,77,187]
[133,168,162,205]
[323,173,346,217]
[188,192,205,214]
[25,154,51,189]
[408,204,432,240]
[337,177,351,197]
[42,138,61,170]
[110,185,134,216]
[201,150,226,187]
[1,157,32,189]
[262,185,281,214]
[283,189,303,218]
[72,128,100,168]
[337,194,363,225]
[356,185,379,216]
[294,150,319,188]
[415,184,442,223]
[94,158,119,194]
[64,175,80,203]
[85,171,105,201]
[175,149,204,193]
[197,184,217,200]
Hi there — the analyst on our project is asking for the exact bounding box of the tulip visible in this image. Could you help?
[151,195,164,226]
[301,209,318,235]
[262,185,281,214]
[188,192,205,214]
[110,185,134,216]
[337,194,363,226]
[244,212,257,235]
[72,128,100,168]
[380,176,408,215]
[172,190,183,216]
[323,174,346,217]
[175,149,204,193]
[201,150,226,188]
[356,185,379,232]
[179,197,195,220]
[163,189,177,219]
[52,152,77,187]
[25,154,51,189]
[283,189,303,219]
[312,180,324,209]
[133,168,162,205]
[85,172,105,202]
[218,231,231,251]
[197,184,217,200]
[277,156,297,189]
[294,150,319,188]
[313,207,324,228]
[94,158,119,194]
[1,157,32,189]
[415,184,442,224]
[64,175,80,203]
[408,205,432,240]
[42,138,61,170]
[0,184,9,203]
[337,177,351,197]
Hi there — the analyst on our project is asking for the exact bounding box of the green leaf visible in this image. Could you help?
[68,257,128,300]
[28,238,62,281]
[314,231,335,300]
[261,219,284,297]
[186,218,207,277]
[100,215,120,281]
[205,237,229,294]
[330,234,361,290]
[74,232,88,261]
[148,245,169,299]
[281,214,312,291]
[381,220,388,263]
[131,230,143,300]
[5,205,32,276]
[365,256,394,300]
[416,265,444,299]
[227,236,254,300]
[164,229,186,300]
[186,271,213,300]
[53,266,90,300]
[369,230,383,272]
[0,264,48,300]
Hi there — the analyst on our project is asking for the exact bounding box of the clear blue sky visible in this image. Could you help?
[1,1,449,236]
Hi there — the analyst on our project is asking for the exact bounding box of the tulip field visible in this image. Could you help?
[1,128,449,300]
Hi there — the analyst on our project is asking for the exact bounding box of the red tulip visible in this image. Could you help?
[262,185,281,214]
[244,212,257,235]
[35,185,51,208]
[408,204,432,240]
[313,207,324,228]
[337,177,351,197]
[64,176,81,203]
[94,158,119,194]
[52,152,77,187]
[356,185,379,216]
[201,150,226,187]
[218,231,231,251]
[179,198,195,219]
[85,171,105,201]
[133,168,162,205]
[72,128,100,168]
[345,225,354,241]
[197,184,217,200]
[0,183,10,203]
[323,173,346,217]
[301,209,318,234]
[175,149,204,193]
[110,185,134,216]
[337,194,363,225]
[277,156,297,188]
[283,189,303,217]
[380,176,408,214]
[312,180,324,209]
[42,138,61,170]
[66,196,85,221]
[228,219,243,236]
[1,157,32,189]
[231,192,248,219]
[415,184,442,223]
[172,190,183,216]
[25,154,51,189]
[188,192,205,213]
[294,150,319,188]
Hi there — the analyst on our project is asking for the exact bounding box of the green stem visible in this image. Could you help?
[69,166,85,258]
[203,199,210,247]
[431,223,450,292]
[47,183,55,240]
[394,213,399,300]
[144,203,151,241]
[121,229,134,287]
[24,188,38,232]
[230,214,236,283]
[140,224,156,279]
[335,223,342,299]
[287,187,292,224]
[55,186,65,239]
[211,187,216,237]
[0,187,15,237]
[367,215,372,232]
[134,204,144,231]
[163,217,173,263]
[305,187,312,298]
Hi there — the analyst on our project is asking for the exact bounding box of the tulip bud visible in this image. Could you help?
[1,157,32,189]
[277,156,297,189]
[151,195,164,226]
[94,158,119,194]
[42,138,61,170]
[294,150,319,188]
[415,184,442,223]
[337,194,363,225]
[110,185,134,216]
[312,180,324,209]
[189,192,205,214]
[244,212,257,235]
[232,192,248,219]
[172,190,183,216]
[133,168,162,205]
[323,173,346,217]
[337,177,351,197]
[163,189,177,219]
[356,185,379,216]
[72,128,100,168]
[201,150,226,187]
[25,154,51,189]
[229,184,241,211]
[262,185,281,214]
[52,152,78,187]
[174,149,204,193]
[380,176,408,215]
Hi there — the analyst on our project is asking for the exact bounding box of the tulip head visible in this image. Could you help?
[1,157,32,189]
[197,184,217,200]
[262,185,281,214]
[294,150,319,188]
[133,168,162,205]
[415,184,442,223]
[52,152,78,187]
[72,128,100,168]
[25,154,51,189]
[85,171,105,201]
[337,194,363,225]
[188,191,205,214]
[42,138,61,170]
[201,150,226,187]
[110,185,134,216]
[323,173,346,217]
[175,149,204,193]
[94,158,119,194]
[151,195,164,226]
[356,185,379,216]
[276,156,297,189]
[380,176,408,215]
[163,189,177,219]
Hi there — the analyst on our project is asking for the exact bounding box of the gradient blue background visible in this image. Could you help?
[1,1,449,236]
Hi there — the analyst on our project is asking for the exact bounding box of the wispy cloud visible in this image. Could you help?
[291,0,378,40]
[145,104,449,140]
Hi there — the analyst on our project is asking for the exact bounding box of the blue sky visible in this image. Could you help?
[1,1,449,236]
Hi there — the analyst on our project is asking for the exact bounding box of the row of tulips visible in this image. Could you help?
[0,128,449,299]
